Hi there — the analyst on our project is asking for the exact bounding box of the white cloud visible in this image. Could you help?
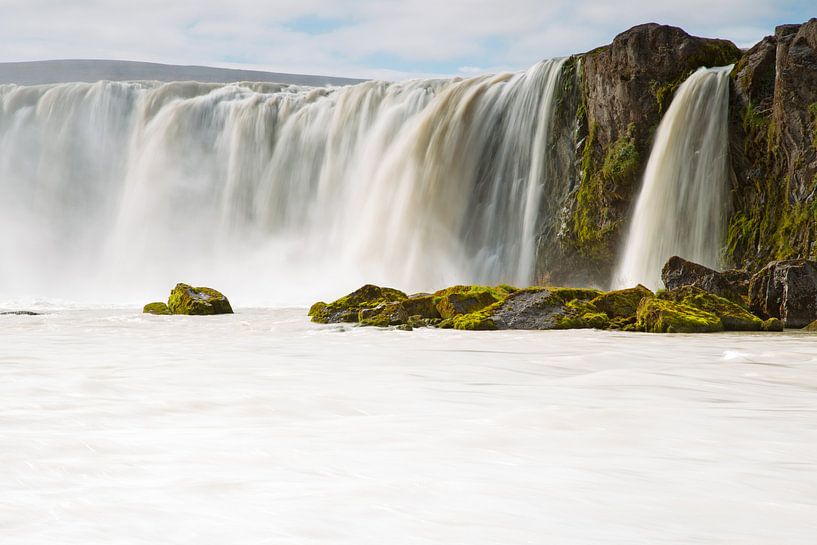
[0,0,806,79]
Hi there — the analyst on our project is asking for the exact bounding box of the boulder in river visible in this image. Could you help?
[661,256,750,304]
[309,284,407,324]
[167,283,233,315]
[748,259,817,328]
[143,302,171,315]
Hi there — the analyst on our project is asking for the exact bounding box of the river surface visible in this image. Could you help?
[1,308,816,544]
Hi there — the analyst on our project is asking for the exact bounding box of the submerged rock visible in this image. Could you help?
[143,302,171,315]
[748,259,817,328]
[309,284,407,324]
[0,310,40,316]
[636,297,723,333]
[167,283,233,315]
[661,256,749,304]
[658,286,762,331]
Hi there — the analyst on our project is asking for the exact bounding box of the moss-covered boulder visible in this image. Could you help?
[358,302,409,327]
[309,284,407,324]
[762,317,784,332]
[433,285,511,320]
[143,302,171,315]
[658,286,763,331]
[402,294,442,320]
[453,287,603,331]
[590,284,653,318]
[167,284,233,315]
[802,319,817,332]
[636,297,723,333]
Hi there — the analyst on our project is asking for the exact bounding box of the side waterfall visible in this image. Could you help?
[0,59,571,305]
[614,66,733,290]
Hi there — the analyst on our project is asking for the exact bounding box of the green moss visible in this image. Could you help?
[762,317,784,332]
[636,297,723,333]
[809,102,817,150]
[433,285,515,320]
[452,303,501,331]
[310,284,407,324]
[802,319,817,332]
[658,286,762,331]
[143,302,171,315]
[548,287,604,302]
[590,285,653,318]
[553,299,610,330]
[167,283,233,315]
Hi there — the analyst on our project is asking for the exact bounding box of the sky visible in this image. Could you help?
[0,0,812,80]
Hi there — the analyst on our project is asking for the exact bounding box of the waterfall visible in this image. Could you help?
[613,66,733,290]
[0,59,570,305]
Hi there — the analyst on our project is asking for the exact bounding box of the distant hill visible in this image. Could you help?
[0,59,365,87]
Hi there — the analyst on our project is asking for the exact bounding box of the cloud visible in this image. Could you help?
[0,0,808,80]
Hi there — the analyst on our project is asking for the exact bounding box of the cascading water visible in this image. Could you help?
[614,65,733,290]
[0,59,571,306]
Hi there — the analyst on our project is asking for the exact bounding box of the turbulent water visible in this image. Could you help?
[0,59,571,306]
[1,309,816,545]
[615,66,733,289]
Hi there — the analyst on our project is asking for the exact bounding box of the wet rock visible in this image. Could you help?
[167,283,233,315]
[658,286,762,331]
[802,319,817,332]
[748,259,817,328]
[762,318,784,332]
[358,302,409,327]
[143,302,171,315]
[401,294,441,320]
[309,284,406,324]
[636,297,723,333]
[0,310,40,316]
[661,256,749,304]
[590,284,653,318]
[433,286,508,320]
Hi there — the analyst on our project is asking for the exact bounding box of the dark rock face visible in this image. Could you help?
[551,24,740,285]
[660,256,749,303]
[749,260,817,327]
[727,20,817,271]
[490,289,565,330]
[0,310,40,316]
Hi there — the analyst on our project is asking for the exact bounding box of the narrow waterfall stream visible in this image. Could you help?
[614,65,733,289]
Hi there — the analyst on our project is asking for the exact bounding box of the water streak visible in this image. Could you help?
[614,66,733,290]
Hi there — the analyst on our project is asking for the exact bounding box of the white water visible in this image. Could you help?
[615,66,733,290]
[1,309,816,545]
[0,59,568,306]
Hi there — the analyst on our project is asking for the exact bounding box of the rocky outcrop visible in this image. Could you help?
[658,286,762,331]
[636,297,724,333]
[727,20,817,271]
[309,284,407,323]
[660,256,750,304]
[310,281,777,334]
[549,24,741,285]
[748,259,817,327]
[167,283,233,315]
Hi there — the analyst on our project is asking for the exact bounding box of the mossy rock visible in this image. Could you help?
[658,286,762,331]
[802,319,817,332]
[433,285,510,319]
[143,301,171,315]
[636,297,723,333]
[401,295,441,319]
[452,302,502,330]
[762,318,784,332]
[309,284,407,324]
[358,302,409,327]
[167,284,233,315]
[553,299,610,330]
[590,285,653,318]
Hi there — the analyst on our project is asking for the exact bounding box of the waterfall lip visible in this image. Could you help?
[613,64,734,291]
[0,57,577,305]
